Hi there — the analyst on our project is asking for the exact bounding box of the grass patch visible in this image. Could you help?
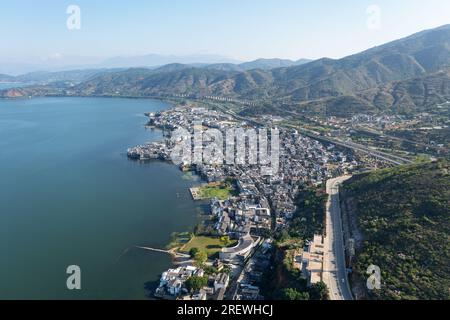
[181,236,238,258]
[198,182,236,200]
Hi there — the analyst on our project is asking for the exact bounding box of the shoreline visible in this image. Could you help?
[0,97,198,299]
[0,92,195,106]
[128,103,213,271]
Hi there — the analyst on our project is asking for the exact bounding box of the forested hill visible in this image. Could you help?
[342,160,450,300]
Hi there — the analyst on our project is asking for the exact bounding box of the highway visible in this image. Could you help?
[323,176,354,300]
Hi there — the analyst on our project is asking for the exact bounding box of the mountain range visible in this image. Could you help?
[99,53,242,69]
[0,58,312,84]
[0,55,310,77]
[0,54,240,75]
[205,58,312,71]
[2,25,450,117]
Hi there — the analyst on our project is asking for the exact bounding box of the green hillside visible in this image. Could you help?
[342,160,450,300]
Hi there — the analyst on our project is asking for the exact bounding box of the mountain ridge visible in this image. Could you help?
[2,25,450,117]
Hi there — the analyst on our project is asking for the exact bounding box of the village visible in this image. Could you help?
[127,104,388,300]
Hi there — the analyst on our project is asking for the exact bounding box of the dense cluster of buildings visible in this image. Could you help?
[128,105,357,227]
[155,265,230,300]
[129,105,359,300]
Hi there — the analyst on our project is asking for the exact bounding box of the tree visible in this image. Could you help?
[308,282,329,300]
[185,276,208,293]
[189,247,199,258]
[222,265,232,275]
[275,230,291,243]
[282,288,310,300]
[203,266,218,275]
[194,250,208,266]
[220,236,231,247]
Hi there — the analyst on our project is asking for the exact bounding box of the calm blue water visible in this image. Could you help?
[0,97,201,299]
[0,83,26,90]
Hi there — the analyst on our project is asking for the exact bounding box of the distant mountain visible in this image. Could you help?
[74,25,450,111]
[271,24,450,102]
[204,63,247,72]
[68,67,250,98]
[0,55,105,75]
[66,66,275,100]
[150,63,194,73]
[15,68,123,84]
[0,74,15,82]
[2,25,450,117]
[342,160,450,300]
[274,68,450,117]
[206,58,312,71]
[0,54,239,75]
[99,54,241,68]
[240,58,312,70]
[357,69,450,115]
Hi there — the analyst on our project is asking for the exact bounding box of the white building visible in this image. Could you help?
[219,234,255,263]
[214,273,230,292]
[300,234,325,286]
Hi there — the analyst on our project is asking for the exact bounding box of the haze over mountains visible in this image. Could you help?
[206,58,313,71]
[0,53,238,75]
[0,54,310,76]
[0,58,312,83]
[99,53,242,69]
[2,25,450,117]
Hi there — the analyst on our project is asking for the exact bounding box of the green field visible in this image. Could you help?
[181,236,237,258]
[198,183,235,200]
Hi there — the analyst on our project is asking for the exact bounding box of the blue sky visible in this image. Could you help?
[1,0,450,62]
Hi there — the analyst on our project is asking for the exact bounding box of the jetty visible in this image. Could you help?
[189,187,203,200]
[134,246,191,259]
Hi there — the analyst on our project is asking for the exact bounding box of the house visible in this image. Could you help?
[213,259,224,272]
[214,273,230,292]
[236,283,260,300]
[156,266,204,298]
[167,279,183,296]
[300,234,325,286]
[216,212,231,235]
[215,287,226,300]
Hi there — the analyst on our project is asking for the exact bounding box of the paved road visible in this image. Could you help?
[323,176,354,300]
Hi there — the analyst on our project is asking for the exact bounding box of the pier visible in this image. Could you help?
[189,187,203,200]
[134,246,191,259]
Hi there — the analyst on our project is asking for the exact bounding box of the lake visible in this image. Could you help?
[0,97,202,299]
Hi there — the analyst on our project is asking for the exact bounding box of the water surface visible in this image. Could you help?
[0,97,201,299]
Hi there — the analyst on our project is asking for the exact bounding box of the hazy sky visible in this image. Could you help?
[1,0,450,63]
